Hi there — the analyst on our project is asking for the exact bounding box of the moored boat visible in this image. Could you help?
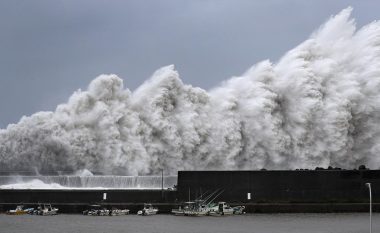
[183,200,210,216]
[83,205,110,216]
[232,205,246,215]
[6,205,32,215]
[208,202,234,216]
[171,202,194,216]
[174,189,226,216]
[171,207,184,216]
[110,208,130,216]
[137,203,158,216]
[33,204,58,215]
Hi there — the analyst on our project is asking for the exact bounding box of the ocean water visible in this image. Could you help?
[1,213,379,233]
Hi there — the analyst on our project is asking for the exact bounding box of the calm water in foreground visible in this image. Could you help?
[1,213,379,233]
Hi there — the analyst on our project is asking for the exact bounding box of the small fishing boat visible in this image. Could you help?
[83,205,110,216]
[110,208,130,216]
[33,204,58,216]
[137,203,158,216]
[183,200,210,216]
[25,207,35,214]
[171,202,195,216]
[174,189,226,217]
[208,202,234,216]
[6,205,33,215]
[232,205,246,215]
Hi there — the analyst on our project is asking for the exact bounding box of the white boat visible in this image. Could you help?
[183,200,210,216]
[25,208,35,214]
[137,203,158,216]
[232,205,246,215]
[171,202,195,216]
[83,205,110,216]
[171,207,184,216]
[173,189,233,217]
[110,208,130,216]
[6,205,33,215]
[34,204,58,216]
[208,202,234,216]
[208,202,246,216]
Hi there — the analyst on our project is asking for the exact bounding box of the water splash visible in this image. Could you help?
[0,176,178,189]
[1,7,380,175]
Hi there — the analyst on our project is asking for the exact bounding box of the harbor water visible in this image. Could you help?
[1,213,379,233]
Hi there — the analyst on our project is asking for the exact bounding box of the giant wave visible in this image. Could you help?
[1,7,380,175]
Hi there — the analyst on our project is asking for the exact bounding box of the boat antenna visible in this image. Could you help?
[202,188,222,204]
[195,189,211,201]
[201,189,211,199]
[204,189,220,202]
[207,189,225,206]
[192,188,208,201]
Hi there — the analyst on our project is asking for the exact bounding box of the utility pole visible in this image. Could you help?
[366,183,372,233]
[161,169,164,200]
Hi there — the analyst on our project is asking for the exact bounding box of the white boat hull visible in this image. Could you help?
[41,209,58,216]
[111,209,130,216]
[171,209,185,216]
[209,209,234,216]
[184,210,208,216]
[137,209,158,216]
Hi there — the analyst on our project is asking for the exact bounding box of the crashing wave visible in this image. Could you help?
[1,7,380,175]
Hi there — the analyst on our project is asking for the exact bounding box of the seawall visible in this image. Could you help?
[177,169,380,212]
[0,169,379,213]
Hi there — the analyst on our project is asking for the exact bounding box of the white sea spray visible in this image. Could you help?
[1,8,379,175]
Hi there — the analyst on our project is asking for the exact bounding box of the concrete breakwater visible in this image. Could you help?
[0,169,379,213]
[0,175,178,189]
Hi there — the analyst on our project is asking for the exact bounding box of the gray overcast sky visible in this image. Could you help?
[0,0,379,128]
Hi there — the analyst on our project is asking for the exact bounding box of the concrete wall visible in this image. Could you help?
[0,189,177,204]
[0,189,178,213]
[177,170,380,203]
[1,170,379,213]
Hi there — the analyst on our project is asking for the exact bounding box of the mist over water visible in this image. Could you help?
[1,7,380,175]
[0,175,178,189]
